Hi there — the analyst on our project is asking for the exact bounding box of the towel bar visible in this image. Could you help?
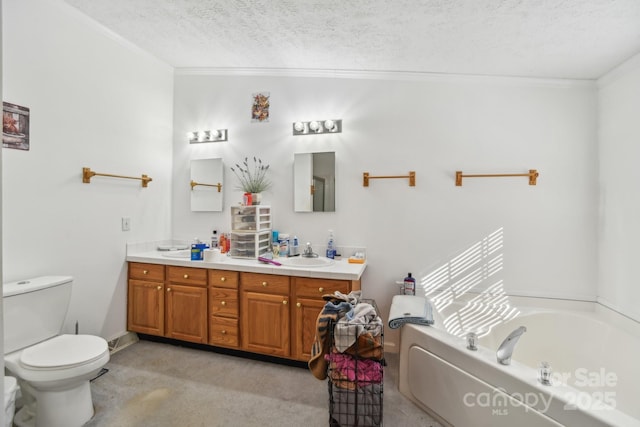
[82,167,152,187]
[455,169,538,186]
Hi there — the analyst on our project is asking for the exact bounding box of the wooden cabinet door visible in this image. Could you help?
[293,297,326,361]
[165,284,208,344]
[241,291,290,357]
[128,279,165,336]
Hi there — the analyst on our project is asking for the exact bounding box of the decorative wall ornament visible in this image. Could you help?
[3,102,30,151]
[251,92,270,122]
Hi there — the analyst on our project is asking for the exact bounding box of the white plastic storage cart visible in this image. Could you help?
[229,205,272,259]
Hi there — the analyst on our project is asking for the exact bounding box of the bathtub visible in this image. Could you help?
[398,296,640,427]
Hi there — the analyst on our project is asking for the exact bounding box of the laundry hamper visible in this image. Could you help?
[327,299,384,427]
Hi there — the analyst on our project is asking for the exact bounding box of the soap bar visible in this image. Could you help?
[348,257,365,264]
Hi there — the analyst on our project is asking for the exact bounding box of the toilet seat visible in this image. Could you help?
[20,334,108,370]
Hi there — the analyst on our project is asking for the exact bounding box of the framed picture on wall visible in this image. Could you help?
[251,92,270,122]
[3,102,30,151]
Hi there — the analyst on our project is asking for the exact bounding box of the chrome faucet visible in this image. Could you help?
[496,326,526,365]
[302,242,318,258]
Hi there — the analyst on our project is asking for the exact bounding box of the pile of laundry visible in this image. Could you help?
[309,291,384,427]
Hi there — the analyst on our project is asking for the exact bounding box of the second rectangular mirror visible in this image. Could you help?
[294,152,335,212]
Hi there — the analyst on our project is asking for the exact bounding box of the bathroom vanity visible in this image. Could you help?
[126,249,365,362]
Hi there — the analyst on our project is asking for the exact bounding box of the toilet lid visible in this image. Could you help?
[20,334,108,369]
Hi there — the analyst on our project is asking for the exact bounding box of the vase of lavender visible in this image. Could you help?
[230,157,271,204]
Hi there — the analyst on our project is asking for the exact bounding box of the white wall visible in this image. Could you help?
[597,53,640,322]
[2,0,174,340]
[1,1,608,350]
[1,1,5,425]
[173,72,598,346]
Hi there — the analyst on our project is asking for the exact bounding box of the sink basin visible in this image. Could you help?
[161,250,191,258]
[279,256,335,268]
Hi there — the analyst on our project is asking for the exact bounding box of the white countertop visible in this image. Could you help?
[126,250,367,281]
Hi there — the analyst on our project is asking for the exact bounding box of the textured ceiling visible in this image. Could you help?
[61,0,640,79]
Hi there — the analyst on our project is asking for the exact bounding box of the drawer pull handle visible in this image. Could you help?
[221,330,227,334]
[220,277,226,282]
[283,300,288,305]
[157,286,162,290]
[318,287,324,293]
[143,270,149,275]
[262,281,268,287]
[167,287,171,292]
[296,302,301,308]
[183,274,189,279]
[221,301,227,306]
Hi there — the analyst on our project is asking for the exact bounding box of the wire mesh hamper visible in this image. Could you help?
[327,299,384,427]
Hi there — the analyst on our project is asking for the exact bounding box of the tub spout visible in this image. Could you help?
[496,326,526,365]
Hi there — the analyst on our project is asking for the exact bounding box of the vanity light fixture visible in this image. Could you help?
[292,119,342,135]
[188,129,228,143]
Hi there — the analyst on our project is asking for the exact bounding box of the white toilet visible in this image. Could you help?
[3,276,110,427]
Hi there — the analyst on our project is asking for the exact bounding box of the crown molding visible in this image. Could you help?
[175,67,595,88]
[52,0,173,73]
[597,52,640,89]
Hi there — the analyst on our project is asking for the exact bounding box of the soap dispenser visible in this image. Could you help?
[326,230,336,259]
[290,235,300,256]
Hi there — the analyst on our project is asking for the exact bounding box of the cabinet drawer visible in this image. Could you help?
[294,277,350,298]
[167,266,207,286]
[241,272,290,294]
[129,263,164,281]
[209,317,239,348]
[208,270,239,289]
[209,287,238,318]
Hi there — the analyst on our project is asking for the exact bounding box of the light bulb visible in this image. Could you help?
[324,120,335,131]
[309,121,320,132]
[294,122,305,132]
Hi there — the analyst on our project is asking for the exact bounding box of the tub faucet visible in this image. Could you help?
[496,326,526,365]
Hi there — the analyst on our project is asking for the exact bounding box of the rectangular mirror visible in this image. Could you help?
[190,158,224,212]
[294,152,335,212]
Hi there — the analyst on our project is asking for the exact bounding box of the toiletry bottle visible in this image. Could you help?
[326,230,335,259]
[291,235,299,256]
[219,234,227,254]
[211,230,219,249]
[403,272,416,296]
[279,233,289,257]
[224,233,231,253]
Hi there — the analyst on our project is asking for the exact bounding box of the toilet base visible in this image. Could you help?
[14,380,94,427]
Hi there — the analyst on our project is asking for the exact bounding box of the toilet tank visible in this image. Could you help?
[3,276,73,354]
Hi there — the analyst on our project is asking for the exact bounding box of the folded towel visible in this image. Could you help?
[388,295,434,329]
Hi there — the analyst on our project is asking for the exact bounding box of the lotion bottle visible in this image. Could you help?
[403,272,416,295]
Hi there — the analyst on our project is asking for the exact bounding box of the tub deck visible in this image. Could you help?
[398,297,640,427]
